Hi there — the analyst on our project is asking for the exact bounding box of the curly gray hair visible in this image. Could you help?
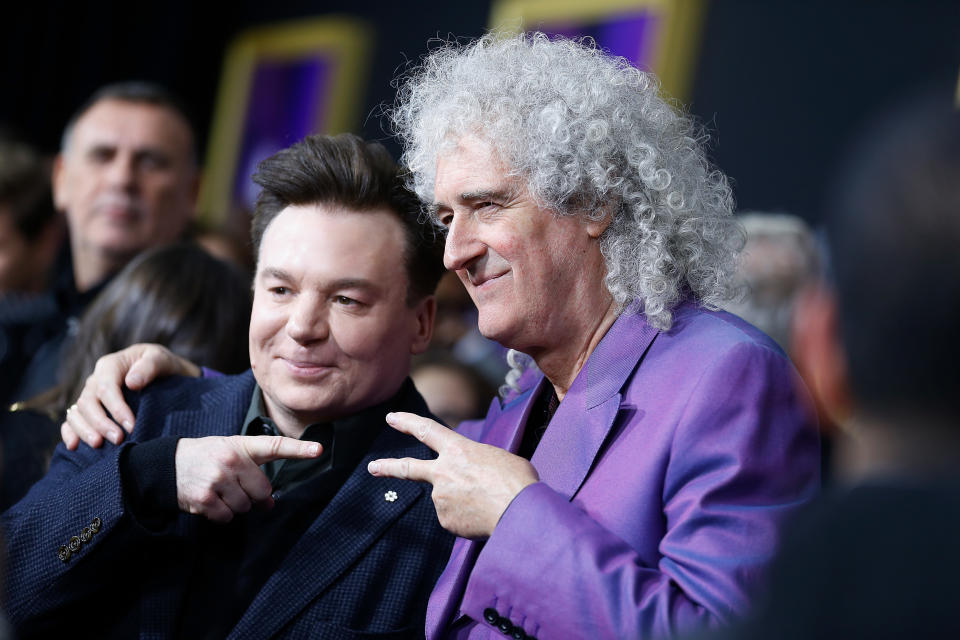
[392,32,743,332]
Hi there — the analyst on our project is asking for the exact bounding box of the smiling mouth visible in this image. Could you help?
[282,359,335,376]
[469,271,508,288]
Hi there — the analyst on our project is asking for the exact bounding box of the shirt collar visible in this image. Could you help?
[241,381,414,470]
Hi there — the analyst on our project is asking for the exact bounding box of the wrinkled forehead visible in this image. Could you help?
[432,134,522,196]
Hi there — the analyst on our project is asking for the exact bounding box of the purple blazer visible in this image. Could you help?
[426,303,820,640]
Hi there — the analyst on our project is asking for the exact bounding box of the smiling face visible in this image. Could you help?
[249,204,434,437]
[53,98,197,288]
[433,135,609,356]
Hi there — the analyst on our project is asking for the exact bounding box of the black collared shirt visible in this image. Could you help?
[517,384,559,461]
[239,386,384,498]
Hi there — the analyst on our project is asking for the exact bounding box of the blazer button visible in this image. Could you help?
[90,517,102,533]
[57,546,71,562]
[80,526,93,543]
[497,619,514,635]
[483,608,500,624]
[67,536,82,552]
[510,628,527,640]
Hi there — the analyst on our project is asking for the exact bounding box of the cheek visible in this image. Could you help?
[329,315,382,359]
[249,305,284,351]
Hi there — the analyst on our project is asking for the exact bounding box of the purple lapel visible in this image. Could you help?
[426,309,661,638]
[532,309,659,496]
[425,380,544,639]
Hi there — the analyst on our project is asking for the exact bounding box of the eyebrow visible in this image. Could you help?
[326,278,379,292]
[259,268,379,293]
[259,267,294,282]
[434,187,516,210]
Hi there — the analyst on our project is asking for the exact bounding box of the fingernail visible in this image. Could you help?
[128,374,143,387]
[385,412,396,424]
[310,443,321,456]
[107,431,120,445]
[368,461,380,474]
[122,420,133,431]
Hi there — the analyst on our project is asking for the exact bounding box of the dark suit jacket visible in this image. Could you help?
[2,371,454,639]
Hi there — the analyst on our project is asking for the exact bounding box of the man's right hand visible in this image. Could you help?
[176,435,322,522]
[61,343,202,450]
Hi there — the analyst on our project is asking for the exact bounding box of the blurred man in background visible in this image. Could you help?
[0,82,198,405]
[724,212,821,352]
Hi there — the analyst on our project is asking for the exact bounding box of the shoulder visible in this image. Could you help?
[636,304,792,386]
[136,369,254,403]
[129,370,256,428]
[663,303,787,360]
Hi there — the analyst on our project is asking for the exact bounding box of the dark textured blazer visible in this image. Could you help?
[2,371,454,639]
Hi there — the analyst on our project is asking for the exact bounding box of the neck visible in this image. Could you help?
[532,297,620,401]
[267,408,307,440]
[71,245,123,293]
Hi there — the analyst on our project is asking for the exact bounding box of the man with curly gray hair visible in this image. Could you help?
[368,33,819,639]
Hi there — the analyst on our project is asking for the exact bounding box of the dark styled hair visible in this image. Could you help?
[251,133,444,303]
[61,81,197,164]
[25,243,251,418]
[827,93,960,420]
[0,140,57,241]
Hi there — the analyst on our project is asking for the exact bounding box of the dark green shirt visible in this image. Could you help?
[241,385,392,497]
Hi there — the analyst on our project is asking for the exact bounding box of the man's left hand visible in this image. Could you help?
[368,412,539,539]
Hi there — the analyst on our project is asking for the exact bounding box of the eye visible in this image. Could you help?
[138,151,171,171]
[269,286,290,296]
[438,212,454,228]
[334,295,357,306]
[87,147,114,164]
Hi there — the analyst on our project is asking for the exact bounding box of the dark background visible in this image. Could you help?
[2,0,958,224]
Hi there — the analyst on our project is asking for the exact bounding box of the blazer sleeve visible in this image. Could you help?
[458,340,820,639]
[1,394,187,627]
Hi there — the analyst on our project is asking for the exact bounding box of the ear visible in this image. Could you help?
[51,153,69,211]
[790,284,853,425]
[409,295,437,355]
[584,205,614,239]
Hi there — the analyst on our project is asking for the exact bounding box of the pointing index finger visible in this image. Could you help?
[384,412,454,452]
[241,435,322,465]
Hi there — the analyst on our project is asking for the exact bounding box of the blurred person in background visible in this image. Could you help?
[0,139,63,295]
[0,82,199,406]
[430,272,509,387]
[724,212,821,352]
[710,91,960,640]
[0,242,251,511]
[411,351,496,428]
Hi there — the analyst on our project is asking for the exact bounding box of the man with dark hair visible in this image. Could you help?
[2,133,453,638]
[0,140,62,295]
[0,81,198,405]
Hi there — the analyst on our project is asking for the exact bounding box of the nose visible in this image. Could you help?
[443,214,485,271]
[105,153,137,191]
[286,295,330,344]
